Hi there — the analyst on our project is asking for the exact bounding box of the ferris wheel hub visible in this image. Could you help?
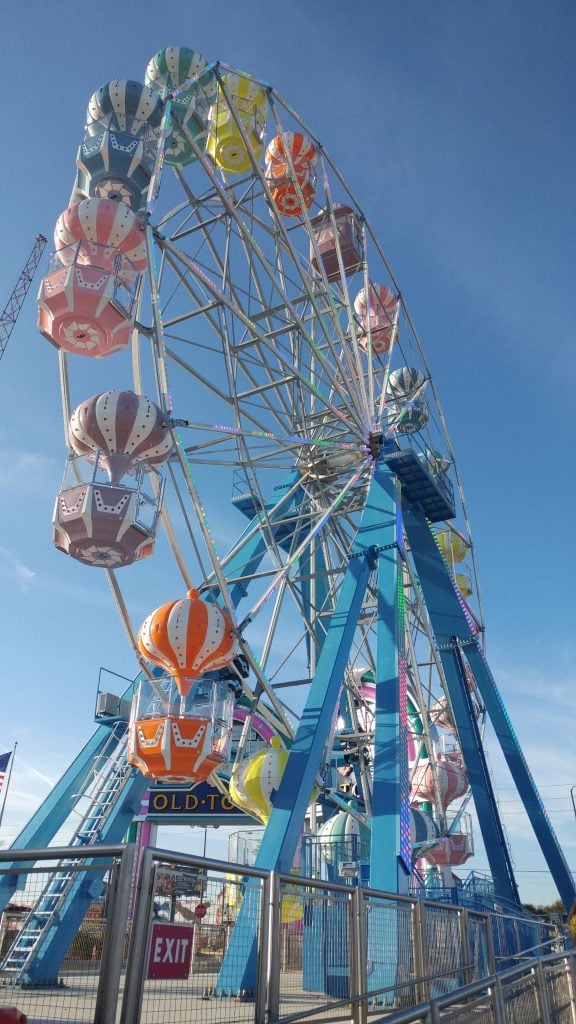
[368,432,384,458]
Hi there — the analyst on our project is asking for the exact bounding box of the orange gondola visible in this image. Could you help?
[265,131,317,218]
[127,677,235,784]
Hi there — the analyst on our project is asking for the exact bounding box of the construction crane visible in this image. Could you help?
[0,234,47,362]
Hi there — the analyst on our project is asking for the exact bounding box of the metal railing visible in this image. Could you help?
[366,949,576,1024]
[0,842,571,1024]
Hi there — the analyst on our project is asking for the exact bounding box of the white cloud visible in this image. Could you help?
[0,450,57,489]
[0,547,35,590]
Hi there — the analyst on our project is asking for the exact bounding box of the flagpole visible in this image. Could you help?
[0,742,17,834]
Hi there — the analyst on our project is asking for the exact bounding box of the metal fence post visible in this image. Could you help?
[565,953,576,1024]
[94,843,137,1024]
[413,900,429,1004]
[256,871,280,1024]
[534,960,552,1024]
[350,887,367,1024]
[458,908,473,986]
[120,847,156,1024]
[513,918,521,959]
[485,912,497,976]
[493,974,507,1023]
[255,873,270,1024]
[257,870,281,1024]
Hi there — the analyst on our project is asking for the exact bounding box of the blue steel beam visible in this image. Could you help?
[401,506,574,907]
[299,530,330,670]
[367,468,410,1003]
[206,472,302,608]
[370,469,410,895]
[403,504,519,903]
[464,643,576,911]
[216,459,394,994]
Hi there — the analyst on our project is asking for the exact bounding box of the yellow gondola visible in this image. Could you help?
[206,74,267,174]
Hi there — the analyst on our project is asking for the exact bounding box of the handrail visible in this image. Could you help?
[367,949,576,1024]
[0,843,125,863]
[277,963,476,1024]
[496,934,568,960]
[278,949,576,1024]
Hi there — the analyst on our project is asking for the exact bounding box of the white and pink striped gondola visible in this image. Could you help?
[53,391,173,568]
[411,751,468,811]
[38,198,145,358]
[354,283,399,355]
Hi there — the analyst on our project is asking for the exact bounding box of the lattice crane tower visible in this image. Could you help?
[0,235,47,361]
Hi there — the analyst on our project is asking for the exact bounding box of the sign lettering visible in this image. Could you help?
[147,923,194,980]
[148,782,247,818]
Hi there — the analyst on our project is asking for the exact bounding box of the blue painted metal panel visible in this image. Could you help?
[216,461,393,994]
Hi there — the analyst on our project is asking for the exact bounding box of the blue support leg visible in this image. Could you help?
[464,643,576,910]
[370,470,411,893]
[403,504,520,904]
[368,469,410,1002]
[0,727,123,909]
[216,461,392,994]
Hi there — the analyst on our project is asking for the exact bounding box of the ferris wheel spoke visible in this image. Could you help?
[246,95,370,422]
[238,458,371,632]
[162,117,370,431]
[161,213,367,445]
[160,238,367,441]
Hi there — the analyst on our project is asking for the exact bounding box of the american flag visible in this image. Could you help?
[0,751,12,793]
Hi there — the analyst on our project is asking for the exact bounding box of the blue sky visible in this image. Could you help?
[0,0,575,905]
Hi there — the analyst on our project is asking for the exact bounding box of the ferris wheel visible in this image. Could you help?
[37,46,575,982]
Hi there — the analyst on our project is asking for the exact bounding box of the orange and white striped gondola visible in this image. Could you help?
[264,132,317,169]
[266,161,315,217]
[138,588,239,695]
[128,713,230,784]
[265,131,317,218]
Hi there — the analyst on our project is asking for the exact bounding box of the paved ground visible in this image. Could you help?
[1,967,353,1024]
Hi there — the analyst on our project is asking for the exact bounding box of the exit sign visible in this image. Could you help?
[146,923,194,980]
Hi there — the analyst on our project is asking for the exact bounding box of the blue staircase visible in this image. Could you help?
[0,730,147,985]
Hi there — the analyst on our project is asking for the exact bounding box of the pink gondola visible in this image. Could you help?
[411,752,468,811]
[54,198,147,273]
[423,833,473,867]
[68,390,173,483]
[354,283,399,355]
[53,479,156,567]
[37,260,134,357]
